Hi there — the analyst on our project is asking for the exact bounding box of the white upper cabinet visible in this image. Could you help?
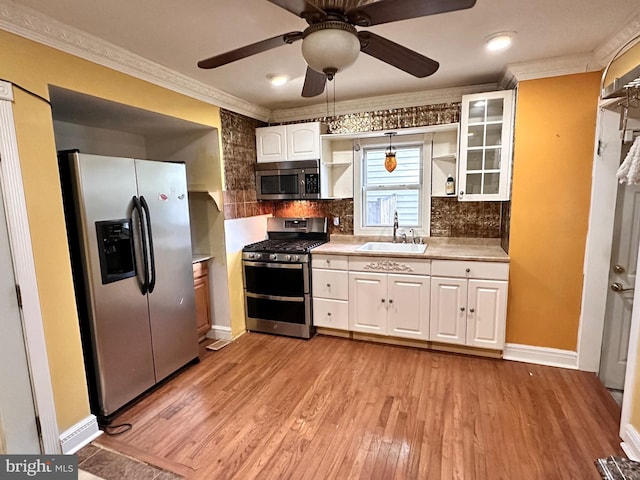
[458,90,515,201]
[256,122,324,163]
[256,125,286,162]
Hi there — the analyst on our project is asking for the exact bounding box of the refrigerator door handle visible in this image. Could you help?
[132,196,149,295]
[140,196,157,294]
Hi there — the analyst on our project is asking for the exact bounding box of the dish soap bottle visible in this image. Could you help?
[446,175,455,195]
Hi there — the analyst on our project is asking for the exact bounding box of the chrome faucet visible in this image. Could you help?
[393,211,399,243]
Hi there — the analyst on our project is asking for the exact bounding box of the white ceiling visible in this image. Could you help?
[8,0,640,115]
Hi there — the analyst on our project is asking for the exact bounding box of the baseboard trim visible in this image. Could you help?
[207,325,232,341]
[621,424,640,461]
[503,343,578,369]
[59,414,102,454]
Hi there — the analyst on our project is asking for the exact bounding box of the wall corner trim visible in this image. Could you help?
[621,424,640,462]
[503,343,579,369]
[59,415,102,454]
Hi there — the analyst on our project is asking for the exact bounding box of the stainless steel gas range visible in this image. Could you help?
[242,217,328,339]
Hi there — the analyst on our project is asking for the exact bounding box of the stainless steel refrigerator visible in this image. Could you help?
[58,151,199,420]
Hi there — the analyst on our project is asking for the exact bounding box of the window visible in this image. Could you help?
[354,133,431,236]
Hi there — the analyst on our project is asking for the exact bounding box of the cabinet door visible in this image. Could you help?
[256,125,286,162]
[387,274,430,340]
[458,90,514,201]
[429,276,467,345]
[349,271,387,334]
[193,262,211,337]
[287,123,320,161]
[466,279,507,350]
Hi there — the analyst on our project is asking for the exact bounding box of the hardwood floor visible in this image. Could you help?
[95,333,622,479]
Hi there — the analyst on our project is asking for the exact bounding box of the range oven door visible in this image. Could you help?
[243,260,313,338]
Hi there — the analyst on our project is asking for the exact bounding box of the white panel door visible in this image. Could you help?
[0,185,40,453]
[600,179,640,389]
[349,271,387,334]
[388,274,430,340]
[466,279,507,350]
[430,277,467,345]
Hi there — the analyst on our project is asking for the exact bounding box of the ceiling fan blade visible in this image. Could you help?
[358,31,439,78]
[302,67,327,97]
[197,32,303,69]
[267,0,327,23]
[346,0,476,27]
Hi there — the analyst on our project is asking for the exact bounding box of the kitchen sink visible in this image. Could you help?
[355,242,427,254]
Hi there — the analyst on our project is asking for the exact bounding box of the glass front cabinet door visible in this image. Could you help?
[458,90,515,201]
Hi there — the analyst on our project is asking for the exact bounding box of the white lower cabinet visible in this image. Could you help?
[348,257,431,340]
[430,260,508,350]
[312,254,509,350]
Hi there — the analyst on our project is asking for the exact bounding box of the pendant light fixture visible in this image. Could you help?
[385,132,397,173]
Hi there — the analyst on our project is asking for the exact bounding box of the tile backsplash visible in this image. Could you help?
[220,107,511,250]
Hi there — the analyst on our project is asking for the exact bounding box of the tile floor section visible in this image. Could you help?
[77,443,183,480]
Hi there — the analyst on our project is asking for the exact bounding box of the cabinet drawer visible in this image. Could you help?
[312,254,349,270]
[312,269,348,300]
[431,260,508,280]
[349,256,431,276]
[313,298,349,330]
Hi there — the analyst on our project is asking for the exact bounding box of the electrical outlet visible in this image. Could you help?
[333,216,340,226]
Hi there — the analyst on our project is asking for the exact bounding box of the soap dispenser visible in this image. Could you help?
[446,174,455,195]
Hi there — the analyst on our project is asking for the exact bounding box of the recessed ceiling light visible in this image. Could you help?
[267,74,289,87]
[485,32,515,52]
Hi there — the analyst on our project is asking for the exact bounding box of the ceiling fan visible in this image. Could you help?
[198,0,477,98]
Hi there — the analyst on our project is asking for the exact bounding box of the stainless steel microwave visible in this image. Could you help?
[255,160,320,200]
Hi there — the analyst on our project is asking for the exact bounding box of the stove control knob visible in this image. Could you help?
[292,255,299,262]
[285,254,291,261]
[270,254,277,261]
[253,253,260,260]
[246,253,253,259]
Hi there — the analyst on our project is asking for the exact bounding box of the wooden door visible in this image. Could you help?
[429,276,467,345]
[387,274,430,340]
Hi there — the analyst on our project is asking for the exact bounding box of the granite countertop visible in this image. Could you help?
[312,235,509,262]
[192,254,213,264]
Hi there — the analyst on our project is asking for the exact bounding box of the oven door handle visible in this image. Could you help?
[245,292,305,302]
[243,261,303,270]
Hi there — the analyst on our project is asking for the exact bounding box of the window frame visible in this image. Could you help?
[354,133,432,237]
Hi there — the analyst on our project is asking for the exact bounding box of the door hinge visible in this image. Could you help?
[15,284,23,309]
[35,416,42,436]
[597,140,603,156]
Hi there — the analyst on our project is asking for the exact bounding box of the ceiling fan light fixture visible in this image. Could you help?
[302,21,360,77]
[485,32,515,52]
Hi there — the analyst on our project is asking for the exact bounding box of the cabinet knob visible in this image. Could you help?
[389,299,393,304]
[327,312,331,316]
[326,283,331,288]
[460,307,465,312]
[381,299,385,303]
[469,308,475,313]
[465,268,471,273]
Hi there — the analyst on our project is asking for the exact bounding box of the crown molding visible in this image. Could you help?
[502,53,596,86]
[270,83,499,123]
[0,1,271,122]
[592,12,640,68]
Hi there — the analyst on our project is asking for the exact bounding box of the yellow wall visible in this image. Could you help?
[0,30,221,431]
[507,72,601,351]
